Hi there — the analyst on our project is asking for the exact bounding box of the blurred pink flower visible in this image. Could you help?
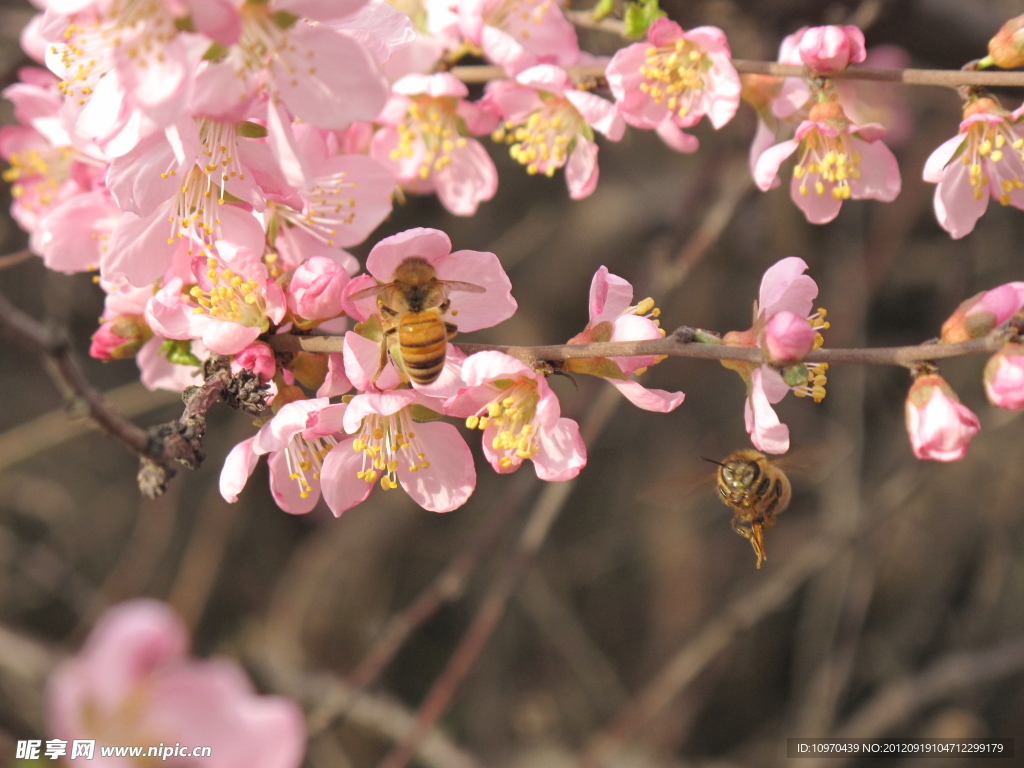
[605,19,740,152]
[48,599,304,768]
[924,97,1024,239]
[447,351,587,480]
[985,344,1024,410]
[458,0,579,74]
[905,374,980,461]
[941,281,1024,343]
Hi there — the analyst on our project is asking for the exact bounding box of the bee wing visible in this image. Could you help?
[348,281,391,301]
[441,281,487,294]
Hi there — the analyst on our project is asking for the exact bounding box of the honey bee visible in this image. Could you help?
[350,257,485,386]
[704,449,792,569]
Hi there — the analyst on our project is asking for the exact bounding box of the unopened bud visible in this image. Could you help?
[90,315,152,360]
[988,14,1024,69]
[940,282,1024,343]
[984,343,1024,410]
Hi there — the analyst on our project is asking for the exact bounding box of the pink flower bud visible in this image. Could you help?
[286,256,351,326]
[988,14,1024,69]
[905,374,980,461]
[762,310,816,363]
[89,315,151,360]
[233,342,276,382]
[984,343,1024,410]
[797,25,867,72]
[940,282,1024,343]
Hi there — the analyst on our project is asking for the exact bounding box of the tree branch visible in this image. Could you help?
[269,327,1008,369]
[448,60,1024,89]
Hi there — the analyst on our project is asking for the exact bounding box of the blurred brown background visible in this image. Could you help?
[2,0,1024,766]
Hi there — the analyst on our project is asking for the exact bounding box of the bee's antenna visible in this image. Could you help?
[701,457,726,468]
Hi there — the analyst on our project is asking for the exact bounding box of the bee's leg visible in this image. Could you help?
[374,308,399,389]
[731,519,767,569]
[444,322,458,340]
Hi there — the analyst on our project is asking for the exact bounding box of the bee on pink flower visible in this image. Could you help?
[486,65,625,199]
[923,97,1024,239]
[605,19,741,153]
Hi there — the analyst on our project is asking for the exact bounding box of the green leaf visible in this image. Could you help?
[623,0,665,39]
[161,339,202,367]
[592,0,615,22]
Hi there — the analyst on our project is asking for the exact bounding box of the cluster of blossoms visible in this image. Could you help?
[904,282,1024,462]
[5,2,1024,508]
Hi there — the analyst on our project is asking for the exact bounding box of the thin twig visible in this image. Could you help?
[270,328,1008,369]
[448,61,1024,89]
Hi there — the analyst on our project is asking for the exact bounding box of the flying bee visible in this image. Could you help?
[703,449,792,569]
[349,257,485,386]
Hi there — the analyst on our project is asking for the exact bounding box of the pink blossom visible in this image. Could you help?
[318,390,476,514]
[233,342,277,382]
[744,366,791,455]
[48,599,304,768]
[458,0,579,75]
[755,100,901,224]
[985,344,1024,410]
[763,310,816,363]
[267,151,396,251]
[905,374,980,462]
[605,19,740,152]
[146,243,286,356]
[795,25,866,72]
[447,351,586,480]
[941,282,1024,343]
[565,266,685,412]
[371,74,498,215]
[722,257,828,454]
[38,1,200,156]
[220,397,339,514]
[923,97,1024,239]
[486,65,624,199]
[286,256,353,328]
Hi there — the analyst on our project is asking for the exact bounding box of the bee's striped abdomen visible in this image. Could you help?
[399,312,448,384]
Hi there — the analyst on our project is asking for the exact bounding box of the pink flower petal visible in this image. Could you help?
[396,421,476,512]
